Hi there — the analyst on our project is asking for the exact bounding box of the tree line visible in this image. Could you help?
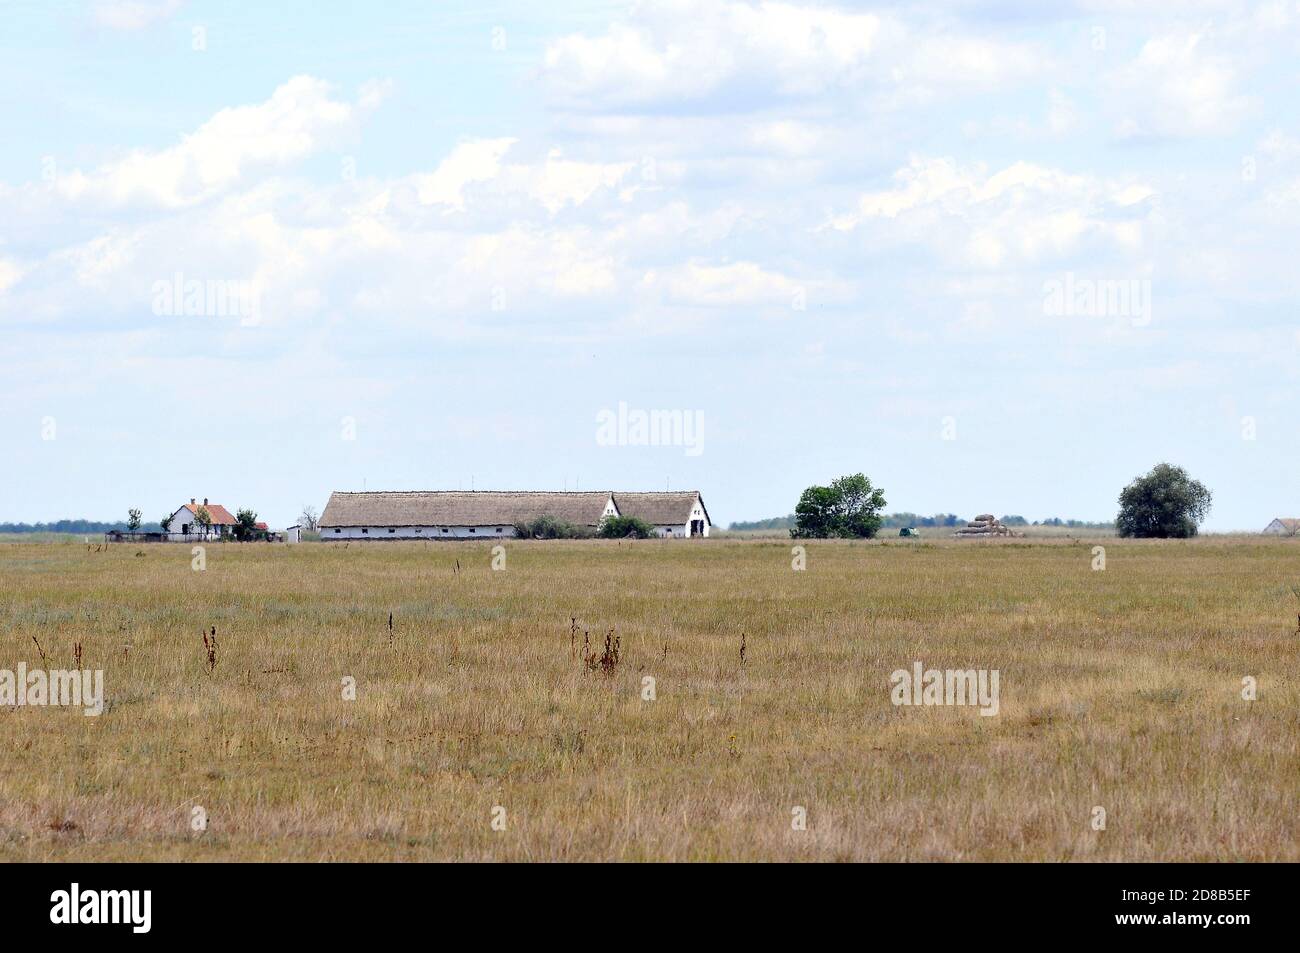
[731,512,1114,532]
[740,463,1210,539]
[0,519,163,534]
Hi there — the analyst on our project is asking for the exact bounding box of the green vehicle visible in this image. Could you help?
[899,527,920,538]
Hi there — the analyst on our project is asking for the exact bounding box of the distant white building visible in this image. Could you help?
[317,490,709,540]
[612,491,711,538]
[166,498,237,541]
[1262,518,1300,536]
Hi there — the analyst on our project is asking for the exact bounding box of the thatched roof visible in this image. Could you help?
[320,491,613,528]
[612,491,707,526]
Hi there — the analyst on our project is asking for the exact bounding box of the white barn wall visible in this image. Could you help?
[323,525,518,540]
[652,524,689,538]
[647,496,709,537]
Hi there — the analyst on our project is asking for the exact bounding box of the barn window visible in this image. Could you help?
[362,528,369,534]
[469,527,476,533]
[495,527,503,533]
[388,528,396,533]
[334,528,341,534]
[442,528,448,533]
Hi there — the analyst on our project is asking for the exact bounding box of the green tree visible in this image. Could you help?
[160,514,172,533]
[791,473,887,538]
[1116,463,1212,538]
[828,473,887,538]
[194,506,212,537]
[234,508,259,541]
[126,508,142,532]
[790,485,840,538]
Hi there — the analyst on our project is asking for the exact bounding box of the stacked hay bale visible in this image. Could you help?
[953,514,1021,538]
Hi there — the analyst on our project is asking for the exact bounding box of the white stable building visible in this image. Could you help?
[611,491,710,538]
[318,490,709,540]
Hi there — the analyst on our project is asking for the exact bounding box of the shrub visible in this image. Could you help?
[513,515,591,539]
[598,516,657,539]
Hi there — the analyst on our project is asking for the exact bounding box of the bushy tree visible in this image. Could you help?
[598,516,657,539]
[791,485,839,538]
[194,506,212,536]
[127,508,142,532]
[1116,463,1212,538]
[160,514,172,533]
[829,473,887,537]
[791,473,887,538]
[234,508,260,541]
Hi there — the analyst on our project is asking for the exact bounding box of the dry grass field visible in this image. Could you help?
[0,536,1296,861]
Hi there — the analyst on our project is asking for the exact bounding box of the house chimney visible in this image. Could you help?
[191,498,195,505]
[203,498,208,506]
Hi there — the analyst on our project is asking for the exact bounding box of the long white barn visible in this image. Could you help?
[318,490,710,540]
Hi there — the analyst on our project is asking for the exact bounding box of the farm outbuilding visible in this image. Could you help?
[318,490,710,540]
[1262,518,1300,536]
[319,491,617,540]
[611,491,710,538]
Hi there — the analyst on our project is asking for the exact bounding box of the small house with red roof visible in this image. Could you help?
[166,497,238,541]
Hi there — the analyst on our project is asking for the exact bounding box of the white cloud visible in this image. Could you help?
[416,141,635,215]
[506,150,637,214]
[415,138,517,209]
[830,156,1156,268]
[56,76,377,209]
[541,0,1041,112]
[1111,28,1249,138]
[0,258,24,295]
[639,260,806,307]
[1257,128,1300,162]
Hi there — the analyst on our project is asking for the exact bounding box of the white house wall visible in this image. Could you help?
[166,506,225,541]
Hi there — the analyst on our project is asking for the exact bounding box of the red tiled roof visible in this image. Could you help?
[255,522,268,530]
[183,503,237,525]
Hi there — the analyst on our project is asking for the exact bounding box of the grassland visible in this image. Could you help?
[0,536,1296,861]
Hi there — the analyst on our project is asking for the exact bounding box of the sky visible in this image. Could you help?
[2,0,1298,530]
